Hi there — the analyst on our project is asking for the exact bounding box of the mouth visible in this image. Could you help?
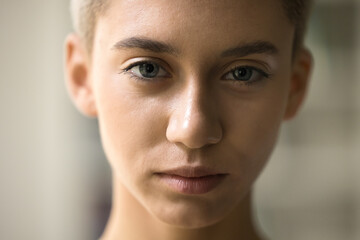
[155,166,228,195]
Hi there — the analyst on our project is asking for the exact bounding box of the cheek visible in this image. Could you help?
[222,79,289,181]
[95,77,167,178]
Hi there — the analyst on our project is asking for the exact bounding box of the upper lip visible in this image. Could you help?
[156,166,227,178]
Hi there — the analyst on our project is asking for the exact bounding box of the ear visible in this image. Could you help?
[64,33,97,117]
[283,48,313,120]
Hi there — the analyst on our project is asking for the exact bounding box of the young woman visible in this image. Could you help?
[65,0,313,239]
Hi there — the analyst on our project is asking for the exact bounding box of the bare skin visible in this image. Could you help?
[65,0,312,239]
[103,178,261,240]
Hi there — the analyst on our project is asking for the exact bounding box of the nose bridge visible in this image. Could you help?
[183,85,204,130]
[166,80,223,149]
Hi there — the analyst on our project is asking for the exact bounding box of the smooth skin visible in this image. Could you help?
[65,0,312,239]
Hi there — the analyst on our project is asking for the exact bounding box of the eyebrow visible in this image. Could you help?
[220,41,278,58]
[112,37,179,55]
[112,37,278,57]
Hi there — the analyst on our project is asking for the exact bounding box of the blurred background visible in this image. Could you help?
[0,0,359,239]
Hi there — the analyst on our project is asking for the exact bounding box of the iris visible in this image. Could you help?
[139,63,159,78]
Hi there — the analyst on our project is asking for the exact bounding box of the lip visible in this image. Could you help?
[155,166,228,195]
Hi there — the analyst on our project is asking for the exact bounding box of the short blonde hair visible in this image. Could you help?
[70,0,108,51]
[70,0,312,53]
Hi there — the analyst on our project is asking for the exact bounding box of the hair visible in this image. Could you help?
[70,0,313,54]
[70,0,108,51]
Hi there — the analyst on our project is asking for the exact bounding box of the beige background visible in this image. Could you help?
[0,0,359,239]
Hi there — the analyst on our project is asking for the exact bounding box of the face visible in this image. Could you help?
[66,0,311,229]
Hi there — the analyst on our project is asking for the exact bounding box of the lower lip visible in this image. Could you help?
[156,174,227,195]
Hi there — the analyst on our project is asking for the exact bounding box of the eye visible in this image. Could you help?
[222,66,270,83]
[124,61,170,79]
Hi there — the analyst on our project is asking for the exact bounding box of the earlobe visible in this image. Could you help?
[284,48,313,120]
[64,33,97,117]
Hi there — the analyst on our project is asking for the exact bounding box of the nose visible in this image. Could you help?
[166,83,223,149]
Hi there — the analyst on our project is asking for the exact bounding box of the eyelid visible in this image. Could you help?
[221,58,273,78]
[220,65,272,86]
[121,57,173,74]
[225,65,270,78]
[121,62,171,82]
[221,59,272,74]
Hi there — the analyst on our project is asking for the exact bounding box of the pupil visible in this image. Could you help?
[241,69,246,76]
[139,63,159,78]
[145,64,155,73]
[234,68,252,81]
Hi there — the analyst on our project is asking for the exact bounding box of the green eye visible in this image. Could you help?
[125,62,169,79]
[233,67,253,81]
[223,66,270,83]
[138,63,159,78]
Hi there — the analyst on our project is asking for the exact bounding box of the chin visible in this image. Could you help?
[150,196,236,229]
[157,211,224,229]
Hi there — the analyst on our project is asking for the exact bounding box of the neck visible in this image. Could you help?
[101,175,263,240]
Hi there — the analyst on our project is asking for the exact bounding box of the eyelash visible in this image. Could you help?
[222,65,271,86]
[120,61,271,86]
[120,61,170,82]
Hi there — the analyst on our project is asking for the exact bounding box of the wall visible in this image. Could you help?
[255,0,360,240]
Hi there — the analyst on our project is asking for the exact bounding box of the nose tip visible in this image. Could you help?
[166,93,223,149]
[166,115,223,149]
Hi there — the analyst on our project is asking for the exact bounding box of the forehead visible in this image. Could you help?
[95,0,294,59]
